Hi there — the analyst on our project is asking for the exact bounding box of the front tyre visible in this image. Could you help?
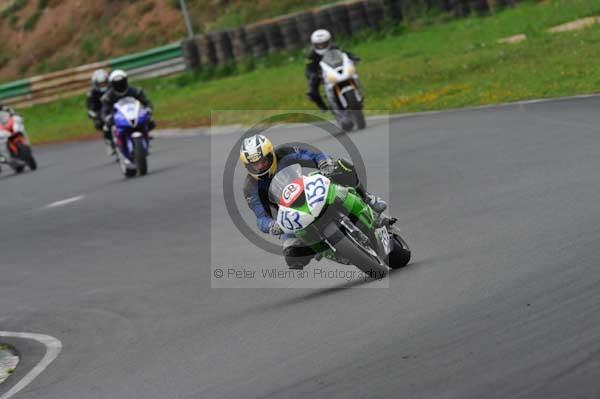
[16,143,37,171]
[345,91,366,130]
[133,137,147,176]
[354,110,366,130]
[118,152,137,178]
[387,234,411,269]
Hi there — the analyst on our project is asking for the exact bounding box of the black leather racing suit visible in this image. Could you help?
[86,87,108,137]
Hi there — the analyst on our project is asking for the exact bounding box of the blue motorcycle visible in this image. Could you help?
[112,97,151,178]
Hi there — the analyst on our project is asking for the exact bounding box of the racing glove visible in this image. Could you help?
[318,159,336,176]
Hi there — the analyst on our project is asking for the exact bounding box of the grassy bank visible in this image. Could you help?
[20,0,600,143]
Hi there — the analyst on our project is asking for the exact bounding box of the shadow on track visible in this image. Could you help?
[209,261,425,328]
[270,260,423,307]
[309,118,390,145]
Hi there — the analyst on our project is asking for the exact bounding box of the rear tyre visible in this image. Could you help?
[134,137,147,176]
[16,143,37,171]
[387,234,411,269]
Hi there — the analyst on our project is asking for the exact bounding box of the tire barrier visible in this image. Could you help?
[182,38,200,70]
[214,31,235,64]
[365,0,386,30]
[294,11,316,43]
[245,23,269,58]
[2,0,522,107]
[446,0,470,16]
[469,0,490,15]
[327,4,353,37]
[313,7,335,32]
[264,22,286,53]
[230,27,251,62]
[278,15,302,49]
[347,1,370,35]
[198,34,218,66]
[384,0,404,21]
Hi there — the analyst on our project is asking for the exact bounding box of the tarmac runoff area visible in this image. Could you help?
[3,95,600,397]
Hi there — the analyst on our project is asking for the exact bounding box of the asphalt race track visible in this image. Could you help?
[2,97,600,398]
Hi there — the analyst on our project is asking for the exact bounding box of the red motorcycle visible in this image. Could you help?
[0,111,37,174]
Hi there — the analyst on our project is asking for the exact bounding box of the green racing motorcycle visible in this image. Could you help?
[268,163,411,277]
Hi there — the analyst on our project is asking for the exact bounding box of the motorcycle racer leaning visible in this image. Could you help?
[101,70,156,133]
[240,134,387,269]
[305,29,360,111]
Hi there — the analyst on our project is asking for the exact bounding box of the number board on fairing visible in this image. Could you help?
[277,206,316,234]
[303,174,330,217]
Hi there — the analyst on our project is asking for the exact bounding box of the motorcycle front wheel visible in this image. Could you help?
[16,143,37,171]
[133,137,147,176]
[345,92,366,130]
[387,234,411,269]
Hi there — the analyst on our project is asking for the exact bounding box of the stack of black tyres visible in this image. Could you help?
[446,0,470,16]
[313,7,335,33]
[468,0,490,15]
[364,0,386,30]
[181,38,200,69]
[384,0,404,21]
[278,15,302,49]
[347,1,370,35]
[295,11,316,44]
[327,5,352,37]
[245,24,269,58]
[230,27,250,61]
[198,34,218,66]
[214,31,234,64]
[264,21,286,52]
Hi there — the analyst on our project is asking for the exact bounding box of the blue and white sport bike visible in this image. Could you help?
[112,97,151,178]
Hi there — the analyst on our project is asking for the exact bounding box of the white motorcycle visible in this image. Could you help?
[0,111,37,174]
[320,49,366,132]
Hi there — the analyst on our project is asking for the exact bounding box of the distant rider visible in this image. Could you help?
[0,103,16,116]
[86,69,114,154]
[305,29,360,111]
[240,134,387,269]
[101,70,156,134]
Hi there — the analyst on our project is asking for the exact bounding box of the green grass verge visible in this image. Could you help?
[19,0,600,143]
